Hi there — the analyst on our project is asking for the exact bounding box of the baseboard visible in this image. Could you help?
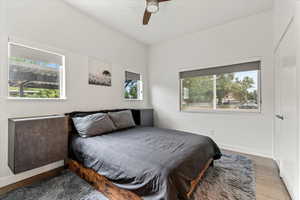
[0,160,64,189]
[219,143,273,159]
[274,160,297,200]
[0,166,65,196]
[281,175,297,200]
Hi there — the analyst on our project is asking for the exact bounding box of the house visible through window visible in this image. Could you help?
[8,42,65,99]
[180,61,261,112]
[125,71,143,100]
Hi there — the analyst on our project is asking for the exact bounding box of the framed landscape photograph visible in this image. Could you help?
[88,57,112,86]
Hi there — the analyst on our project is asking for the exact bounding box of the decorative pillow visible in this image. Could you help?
[72,113,117,137]
[108,110,136,130]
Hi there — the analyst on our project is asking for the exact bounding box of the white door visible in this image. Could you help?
[274,47,282,167]
[274,20,299,199]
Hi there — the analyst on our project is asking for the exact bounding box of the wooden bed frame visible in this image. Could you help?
[66,111,214,200]
[68,158,213,200]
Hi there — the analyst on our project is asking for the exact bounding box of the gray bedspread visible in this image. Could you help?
[71,126,221,200]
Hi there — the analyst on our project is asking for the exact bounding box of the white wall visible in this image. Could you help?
[0,0,149,187]
[296,5,300,199]
[148,11,274,158]
[0,0,7,187]
[274,0,295,48]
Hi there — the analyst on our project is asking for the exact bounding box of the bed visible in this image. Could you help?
[66,109,221,200]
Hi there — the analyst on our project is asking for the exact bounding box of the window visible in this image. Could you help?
[180,61,261,112]
[8,42,65,99]
[124,71,143,100]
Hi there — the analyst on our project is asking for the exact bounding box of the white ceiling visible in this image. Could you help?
[63,0,273,45]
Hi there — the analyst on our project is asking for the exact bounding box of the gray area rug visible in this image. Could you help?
[192,153,256,200]
[0,153,255,200]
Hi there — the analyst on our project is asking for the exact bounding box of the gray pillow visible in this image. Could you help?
[108,110,136,130]
[72,113,117,137]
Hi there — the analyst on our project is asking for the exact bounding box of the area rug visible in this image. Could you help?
[0,153,255,200]
[192,153,256,200]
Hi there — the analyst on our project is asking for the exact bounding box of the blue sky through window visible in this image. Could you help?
[234,70,258,92]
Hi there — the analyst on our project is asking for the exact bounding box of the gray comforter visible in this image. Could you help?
[71,126,221,200]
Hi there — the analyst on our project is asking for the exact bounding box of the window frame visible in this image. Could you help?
[7,40,67,100]
[124,70,143,101]
[179,61,262,114]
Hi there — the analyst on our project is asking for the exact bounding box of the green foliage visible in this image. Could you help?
[125,91,130,99]
[129,85,137,98]
[9,87,59,98]
[232,76,255,103]
[125,80,138,99]
[183,73,256,105]
[182,76,213,103]
[34,88,59,98]
[216,74,235,104]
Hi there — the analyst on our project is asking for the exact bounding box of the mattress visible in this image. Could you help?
[71,126,221,200]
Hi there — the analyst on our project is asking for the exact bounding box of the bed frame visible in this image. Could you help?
[68,158,213,200]
[66,109,214,200]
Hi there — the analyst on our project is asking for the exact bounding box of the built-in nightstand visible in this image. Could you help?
[8,115,68,174]
[137,109,154,126]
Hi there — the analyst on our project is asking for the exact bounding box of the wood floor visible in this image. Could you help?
[223,150,291,200]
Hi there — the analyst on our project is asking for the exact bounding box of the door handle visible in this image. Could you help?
[276,115,284,120]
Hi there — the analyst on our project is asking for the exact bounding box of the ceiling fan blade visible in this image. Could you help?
[158,0,171,2]
[143,9,152,25]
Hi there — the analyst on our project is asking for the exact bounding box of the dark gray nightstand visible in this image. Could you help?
[8,115,68,174]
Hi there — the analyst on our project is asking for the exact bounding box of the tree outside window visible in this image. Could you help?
[8,42,65,99]
[180,61,260,112]
[125,71,142,100]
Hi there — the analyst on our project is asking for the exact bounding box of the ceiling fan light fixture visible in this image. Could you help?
[147,0,159,13]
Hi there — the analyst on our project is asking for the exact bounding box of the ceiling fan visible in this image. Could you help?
[143,0,171,25]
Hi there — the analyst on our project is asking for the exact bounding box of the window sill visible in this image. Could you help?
[124,98,143,101]
[7,97,67,101]
[180,109,261,114]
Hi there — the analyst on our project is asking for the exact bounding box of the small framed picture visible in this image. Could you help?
[88,57,112,86]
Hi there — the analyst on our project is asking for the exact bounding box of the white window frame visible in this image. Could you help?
[179,61,262,114]
[7,39,67,100]
[124,71,143,101]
